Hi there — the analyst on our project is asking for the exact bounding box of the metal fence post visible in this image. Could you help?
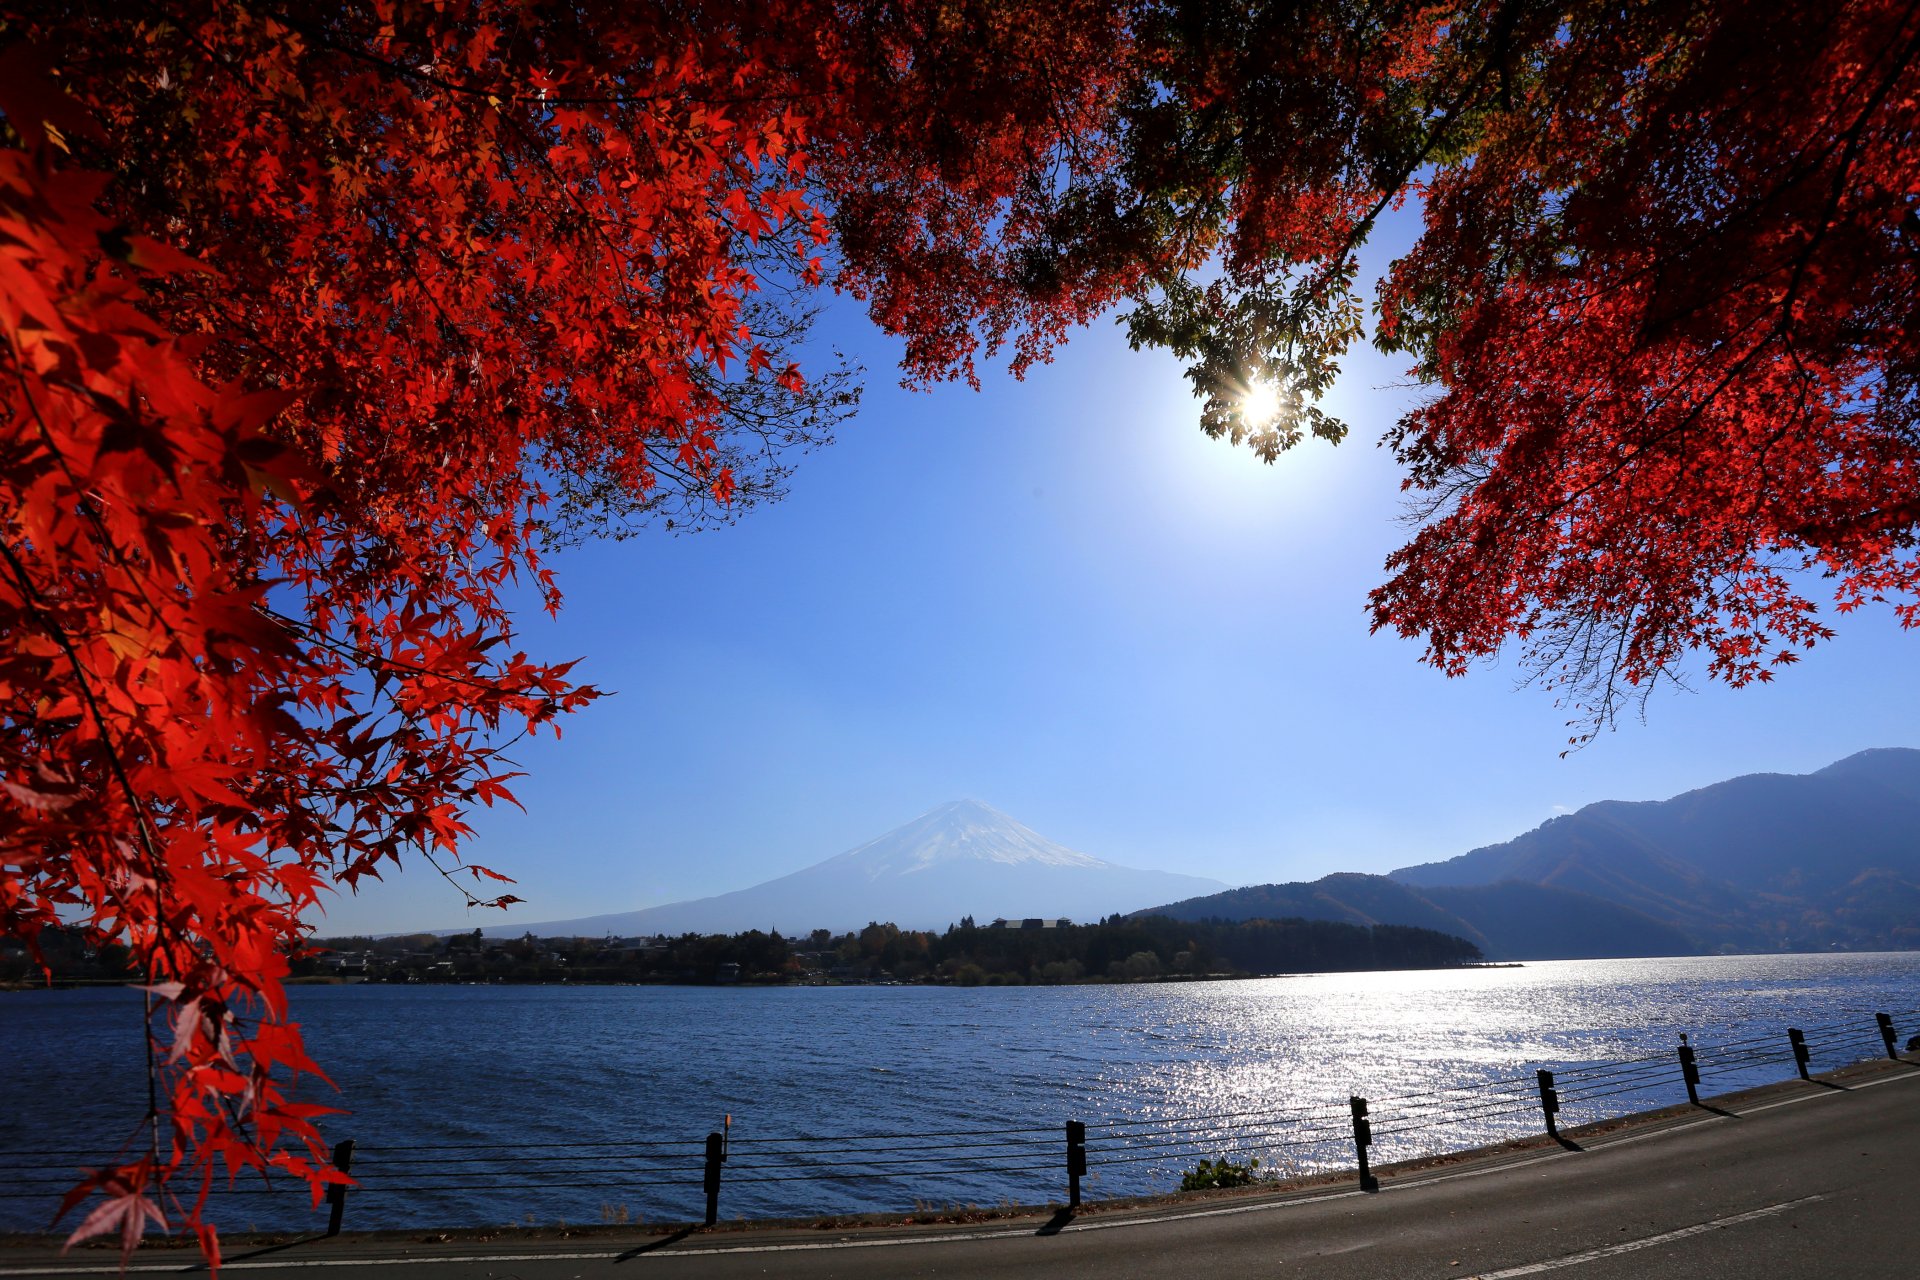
[1788,1028,1811,1081]
[1875,1013,1899,1060]
[1349,1096,1377,1192]
[702,1132,725,1227]
[1065,1120,1087,1208]
[1536,1069,1560,1139]
[1677,1035,1701,1106]
[324,1139,354,1237]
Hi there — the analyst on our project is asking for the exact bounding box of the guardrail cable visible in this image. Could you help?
[2,1004,1912,1226]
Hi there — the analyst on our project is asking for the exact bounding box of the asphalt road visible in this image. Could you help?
[5,1065,1917,1280]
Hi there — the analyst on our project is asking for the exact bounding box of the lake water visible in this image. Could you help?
[2,952,1916,1234]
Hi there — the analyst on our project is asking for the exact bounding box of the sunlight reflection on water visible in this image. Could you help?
[1,952,1915,1231]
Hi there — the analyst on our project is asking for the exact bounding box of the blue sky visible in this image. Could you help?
[320,217,1920,936]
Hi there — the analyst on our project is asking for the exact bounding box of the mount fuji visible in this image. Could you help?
[473,800,1228,937]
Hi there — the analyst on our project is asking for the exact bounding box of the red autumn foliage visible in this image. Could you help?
[1166,2,1916,740]
[0,0,1138,1261]
[1104,0,1920,741]
[1366,0,1920,741]
[4,0,1917,1263]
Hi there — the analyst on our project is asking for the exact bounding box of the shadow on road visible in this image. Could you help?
[1034,1209,1074,1237]
[180,1235,328,1273]
[614,1225,697,1260]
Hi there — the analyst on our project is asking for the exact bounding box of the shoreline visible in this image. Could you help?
[2,960,1515,993]
[6,1052,1913,1256]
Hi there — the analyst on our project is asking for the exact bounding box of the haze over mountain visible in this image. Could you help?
[1137,875,1698,961]
[1390,748,1920,952]
[1144,749,1920,958]
[472,800,1228,937]
[459,751,1920,956]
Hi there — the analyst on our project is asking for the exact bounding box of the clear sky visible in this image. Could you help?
[320,213,1920,936]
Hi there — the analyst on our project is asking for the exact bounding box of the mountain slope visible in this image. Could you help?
[1391,748,1920,950]
[477,800,1227,937]
[1136,874,1697,960]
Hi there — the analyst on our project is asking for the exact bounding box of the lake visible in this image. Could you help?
[2,952,1916,1234]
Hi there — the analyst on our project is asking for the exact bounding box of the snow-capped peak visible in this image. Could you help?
[827,799,1110,878]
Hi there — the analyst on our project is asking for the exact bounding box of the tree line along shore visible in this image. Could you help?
[6,915,1483,989]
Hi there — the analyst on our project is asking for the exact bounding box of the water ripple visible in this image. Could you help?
[1,953,1915,1231]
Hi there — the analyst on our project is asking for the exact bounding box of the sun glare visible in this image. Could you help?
[1240,381,1282,425]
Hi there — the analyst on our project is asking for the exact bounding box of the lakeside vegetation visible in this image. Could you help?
[3,915,1480,988]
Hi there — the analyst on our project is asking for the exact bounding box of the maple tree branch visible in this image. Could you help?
[254,605,556,698]
[417,843,520,912]
[1514,305,1778,526]
[1790,497,1920,547]
[1774,2,1920,330]
[0,529,169,1158]
[266,10,830,109]
[1309,1,1521,290]
[1532,1,1920,371]
[1,359,194,660]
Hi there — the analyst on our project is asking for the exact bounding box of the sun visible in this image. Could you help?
[1239,381,1282,425]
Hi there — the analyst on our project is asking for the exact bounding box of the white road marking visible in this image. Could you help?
[1466,1194,1828,1279]
[1739,1065,1916,1113]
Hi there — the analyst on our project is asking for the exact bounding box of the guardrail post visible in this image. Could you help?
[1065,1120,1086,1208]
[702,1131,725,1227]
[1349,1096,1377,1192]
[1787,1028,1811,1081]
[324,1138,354,1237]
[1677,1035,1701,1106]
[1536,1069,1560,1139]
[1875,1013,1899,1060]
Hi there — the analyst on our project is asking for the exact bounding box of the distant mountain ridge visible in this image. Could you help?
[466,751,1920,957]
[473,800,1228,937]
[1140,749,1920,959]
[1390,748,1920,952]
[1135,874,1697,960]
